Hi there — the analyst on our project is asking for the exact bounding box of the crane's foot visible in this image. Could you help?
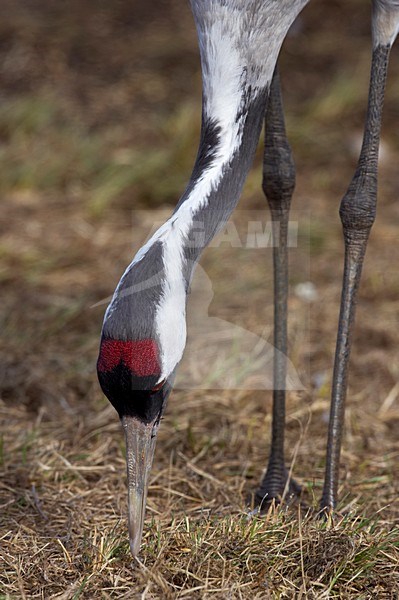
[252,464,302,512]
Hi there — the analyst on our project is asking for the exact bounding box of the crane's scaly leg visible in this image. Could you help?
[320,36,393,511]
[255,68,301,508]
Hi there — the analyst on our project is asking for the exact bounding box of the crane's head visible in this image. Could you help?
[97,336,174,557]
[96,218,191,556]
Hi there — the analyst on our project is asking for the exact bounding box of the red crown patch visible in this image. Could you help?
[97,339,161,377]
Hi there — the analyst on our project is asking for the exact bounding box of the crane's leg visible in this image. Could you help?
[255,68,301,508]
[320,32,393,510]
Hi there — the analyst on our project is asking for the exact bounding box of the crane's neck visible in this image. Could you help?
[103,0,310,380]
[105,81,269,380]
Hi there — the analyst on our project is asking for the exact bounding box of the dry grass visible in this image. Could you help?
[1,385,398,598]
[1,0,399,598]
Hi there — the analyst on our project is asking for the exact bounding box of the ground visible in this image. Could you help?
[0,0,398,598]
